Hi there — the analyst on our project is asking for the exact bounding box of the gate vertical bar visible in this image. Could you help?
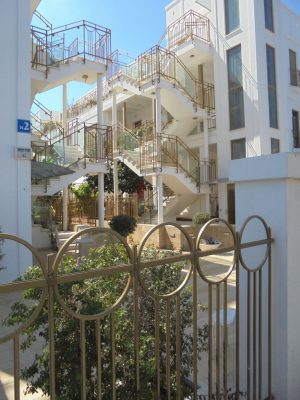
[48,253,56,399]
[155,299,161,398]
[176,294,181,399]
[259,269,262,400]
[223,281,228,400]
[247,271,251,400]
[96,319,102,400]
[236,233,240,399]
[208,283,213,399]
[216,284,220,398]
[253,272,257,400]
[166,298,171,400]
[193,264,198,399]
[268,228,272,399]
[80,320,87,400]
[13,336,20,400]
[111,313,116,400]
[133,245,140,393]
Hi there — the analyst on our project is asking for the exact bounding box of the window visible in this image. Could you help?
[227,45,245,130]
[289,49,298,86]
[292,110,300,148]
[271,138,280,154]
[231,138,246,160]
[266,45,278,129]
[264,0,274,31]
[224,0,240,35]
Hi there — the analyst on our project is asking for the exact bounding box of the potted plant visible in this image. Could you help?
[199,236,222,251]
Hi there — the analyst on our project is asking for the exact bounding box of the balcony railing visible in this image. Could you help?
[116,124,216,187]
[32,123,112,167]
[159,10,210,50]
[31,20,111,77]
[116,45,215,112]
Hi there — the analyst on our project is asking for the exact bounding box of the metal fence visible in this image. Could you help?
[0,216,273,399]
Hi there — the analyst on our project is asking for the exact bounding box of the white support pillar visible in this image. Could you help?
[111,91,119,215]
[157,174,164,224]
[155,88,163,222]
[230,153,300,400]
[98,172,105,228]
[203,118,210,214]
[62,187,68,231]
[97,74,105,225]
[155,88,162,135]
[113,159,119,216]
[62,83,69,231]
[97,74,104,159]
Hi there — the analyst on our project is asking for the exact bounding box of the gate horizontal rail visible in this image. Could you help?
[0,216,273,399]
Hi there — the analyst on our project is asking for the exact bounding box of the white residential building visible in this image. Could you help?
[68,0,300,225]
[1,0,300,281]
[0,0,111,281]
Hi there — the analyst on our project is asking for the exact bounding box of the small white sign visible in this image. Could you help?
[15,147,32,160]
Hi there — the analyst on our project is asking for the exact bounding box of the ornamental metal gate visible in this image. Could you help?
[0,217,273,400]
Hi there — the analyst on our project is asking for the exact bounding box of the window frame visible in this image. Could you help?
[271,138,280,154]
[224,0,240,35]
[266,44,278,129]
[264,0,274,32]
[231,138,246,160]
[227,44,245,130]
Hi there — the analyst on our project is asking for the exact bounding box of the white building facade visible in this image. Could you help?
[69,0,300,225]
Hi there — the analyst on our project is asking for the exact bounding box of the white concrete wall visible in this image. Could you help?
[230,153,300,400]
[0,0,32,282]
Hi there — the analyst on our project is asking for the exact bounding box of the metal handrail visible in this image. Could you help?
[116,123,215,187]
[115,45,214,111]
[33,10,53,30]
[31,20,111,76]
[158,10,210,49]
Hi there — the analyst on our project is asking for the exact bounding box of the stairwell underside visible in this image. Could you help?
[31,58,106,96]
[32,161,108,196]
[110,77,209,120]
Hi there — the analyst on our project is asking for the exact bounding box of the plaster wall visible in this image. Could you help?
[230,153,300,399]
[0,0,32,282]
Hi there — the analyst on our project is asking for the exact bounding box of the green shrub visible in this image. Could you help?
[4,243,208,399]
[192,212,210,225]
[109,214,137,237]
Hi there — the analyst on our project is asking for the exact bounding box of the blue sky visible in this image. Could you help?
[35,0,300,111]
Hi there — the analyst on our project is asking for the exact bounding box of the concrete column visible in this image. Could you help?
[112,91,117,149]
[155,88,162,135]
[230,153,300,400]
[62,187,68,231]
[155,89,163,223]
[157,174,164,224]
[122,102,127,128]
[97,74,106,226]
[203,118,210,214]
[97,73,103,160]
[62,83,69,231]
[111,91,119,215]
[113,159,119,216]
[98,172,105,228]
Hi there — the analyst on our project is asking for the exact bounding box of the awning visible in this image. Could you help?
[31,161,74,180]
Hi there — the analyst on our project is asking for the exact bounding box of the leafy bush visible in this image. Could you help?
[4,242,208,399]
[192,212,210,225]
[109,214,137,237]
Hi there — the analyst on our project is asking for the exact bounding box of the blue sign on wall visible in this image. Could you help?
[17,119,31,133]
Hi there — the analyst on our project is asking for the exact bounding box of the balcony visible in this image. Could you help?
[160,10,210,50]
[31,20,111,80]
